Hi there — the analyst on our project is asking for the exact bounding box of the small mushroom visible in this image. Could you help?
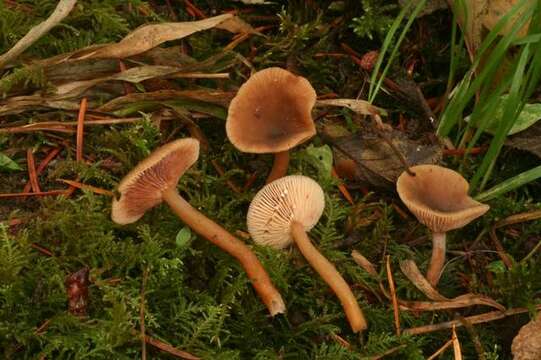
[396,164,490,287]
[247,175,367,332]
[112,138,285,316]
[226,67,317,183]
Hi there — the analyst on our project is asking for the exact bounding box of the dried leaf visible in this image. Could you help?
[512,313,541,360]
[506,121,541,158]
[482,0,534,38]
[42,14,247,63]
[65,267,90,316]
[0,0,77,69]
[465,97,541,135]
[316,99,386,116]
[398,0,448,17]
[326,127,442,189]
[351,250,379,278]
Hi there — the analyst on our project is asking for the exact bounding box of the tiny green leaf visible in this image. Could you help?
[175,227,192,249]
[465,96,541,135]
[0,152,22,171]
[305,144,333,179]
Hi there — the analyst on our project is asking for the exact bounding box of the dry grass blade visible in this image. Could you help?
[452,325,463,360]
[400,293,505,312]
[399,260,448,301]
[0,117,147,134]
[315,99,386,116]
[135,332,200,360]
[351,250,379,278]
[494,209,541,228]
[0,190,68,198]
[0,0,77,69]
[386,255,401,336]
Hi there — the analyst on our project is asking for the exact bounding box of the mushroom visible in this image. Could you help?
[247,175,367,332]
[226,67,317,183]
[112,138,285,316]
[396,164,490,287]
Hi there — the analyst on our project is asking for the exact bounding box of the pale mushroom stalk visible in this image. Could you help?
[396,164,490,288]
[248,175,368,332]
[290,221,367,333]
[267,151,290,183]
[162,188,285,315]
[426,232,446,286]
[112,138,285,316]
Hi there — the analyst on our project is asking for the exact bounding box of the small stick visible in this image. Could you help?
[242,172,258,192]
[443,147,486,156]
[331,167,354,205]
[76,98,88,163]
[57,179,114,197]
[0,190,68,198]
[427,339,453,360]
[140,333,200,359]
[488,228,513,269]
[404,305,539,335]
[31,243,53,257]
[26,149,41,193]
[184,0,206,18]
[22,148,62,193]
[386,255,401,336]
[140,268,148,360]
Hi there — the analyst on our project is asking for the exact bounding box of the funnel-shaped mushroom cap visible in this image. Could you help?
[397,165,489,233]
[247,175,325,249]
[112,138,199,225]
[226,67,317,154]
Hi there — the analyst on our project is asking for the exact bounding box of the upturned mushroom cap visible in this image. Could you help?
[396,165,489,233]
[226,67,317,154]
[247,175,325,249]
[112,138,199,225]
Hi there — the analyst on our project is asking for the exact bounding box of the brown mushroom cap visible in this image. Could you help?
[112,138,199,225]
[226,67,317,154]
[247,175,325,249]
[396,164,489,233]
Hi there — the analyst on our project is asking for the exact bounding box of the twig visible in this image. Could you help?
[331,167,354,205]
[0,190,68,198]
[22,148,62,193]
[427,339,453,360]
[31,243,53,257]
[404,305,541,335]
[0,0,77,69]
[26,149,41,193]
[488,228,513,269]
[140,268,149,360]
[386,255,401,336]
[133,331,200,360]
[76,97,88,163]
[57,179,114,197]
[184,0,206,18]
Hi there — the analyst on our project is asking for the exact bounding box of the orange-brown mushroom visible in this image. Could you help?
[247,175,367,332]
[226,67,317,183]
[112,138,285,316]
[396,165,490,287]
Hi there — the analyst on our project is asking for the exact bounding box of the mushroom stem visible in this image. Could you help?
[426,232,446,287]
[266,151,290,184]
[290,221,367,332]
[162,187,286,316]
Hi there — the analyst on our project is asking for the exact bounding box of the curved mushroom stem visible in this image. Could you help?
[426,232,446,287]
[162,188,285,316]
[266,151,290,184]
[290,221,367,332]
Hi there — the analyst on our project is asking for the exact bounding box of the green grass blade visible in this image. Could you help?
[475,165,541,202]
